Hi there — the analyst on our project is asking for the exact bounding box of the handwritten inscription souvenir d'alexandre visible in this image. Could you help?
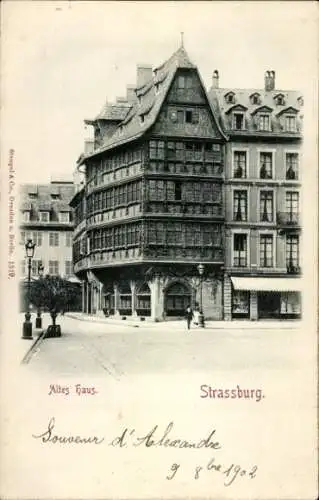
[32,418,258,487]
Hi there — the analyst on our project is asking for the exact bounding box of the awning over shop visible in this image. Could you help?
[231,277,302,292]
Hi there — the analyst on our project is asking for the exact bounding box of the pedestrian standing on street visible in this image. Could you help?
[185,305,193,330]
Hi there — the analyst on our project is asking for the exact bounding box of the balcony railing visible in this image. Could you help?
[277,212,300,225]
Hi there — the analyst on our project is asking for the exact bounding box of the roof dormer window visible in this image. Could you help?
[285,115,296,132]
[225,92,235,104]
[274,93,285,106]
[232,112,245,130]
[250,93,261,105]
[258,114,271,131]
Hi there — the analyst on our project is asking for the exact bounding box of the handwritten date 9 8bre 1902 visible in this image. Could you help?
[32,418,258,488]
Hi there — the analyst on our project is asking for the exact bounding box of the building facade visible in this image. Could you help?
[71,46,303,321]
[19,179,79,309]
[210,70,302,320]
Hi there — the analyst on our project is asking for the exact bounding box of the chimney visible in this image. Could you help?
[136,64,153,88]
[212,70,219,89]
[84,139,94,154]
[265,70,275,91]
[126,84,136,104]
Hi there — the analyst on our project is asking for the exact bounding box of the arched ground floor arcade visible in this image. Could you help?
[76,266,302,321]
[78,264,223,321]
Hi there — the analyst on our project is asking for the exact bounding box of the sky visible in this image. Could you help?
[1,1,318,184]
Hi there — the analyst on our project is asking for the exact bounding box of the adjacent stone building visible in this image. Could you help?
[19,179,80,309]
[71,45,303,321]
[210,70,302,319]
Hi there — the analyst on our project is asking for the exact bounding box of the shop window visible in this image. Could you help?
[286,153,298,179]
[280,292,301,315]
[233,233,247,267]
[233,191,247,221]
[259,234,273,267]
[260,191,273,222]
[164,282,191,317]
[232,291,250,317]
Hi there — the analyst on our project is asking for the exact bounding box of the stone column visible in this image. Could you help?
[223,273,232,321]
[131,281,138,317]
[86,283,90,314]
[82,282,86,313]
[150,275,164,321]
[114,283,120,316]
[250,291,258,320]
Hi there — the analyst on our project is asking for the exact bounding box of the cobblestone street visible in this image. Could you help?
[22,314,308,378]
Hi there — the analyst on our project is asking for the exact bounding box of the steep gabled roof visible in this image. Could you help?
[79,46,227,165]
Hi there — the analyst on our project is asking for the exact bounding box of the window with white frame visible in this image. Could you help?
[49,260,59,275]
[285,115,296,132]
[286,235,299,268]
[39,211,50,222]
[20,260,26,277]
[65,260,73,276]
[286,152,298,179]
[49,232,59,246]
[233,190,247,221]
[258,114,271,131]
[232,113,245,130]
[285,192,299,222]
[65,232,73,247]
[31,260,42,276]
[259,234,274,267]
[233,233,248,267]
[22,211,30,222]
[259,152,273,179]
[59,212,70,223]
[260,191,273,222]
[225,93,235,104]
[233,151,247,178]
[32,231,42,247]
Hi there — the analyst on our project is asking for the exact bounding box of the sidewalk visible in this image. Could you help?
[16,313,51,363]
[66,312,301,330]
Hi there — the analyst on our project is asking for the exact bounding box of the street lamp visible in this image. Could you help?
[35,262,44,329]
[197,263,205,327]
[22,239,36,339]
